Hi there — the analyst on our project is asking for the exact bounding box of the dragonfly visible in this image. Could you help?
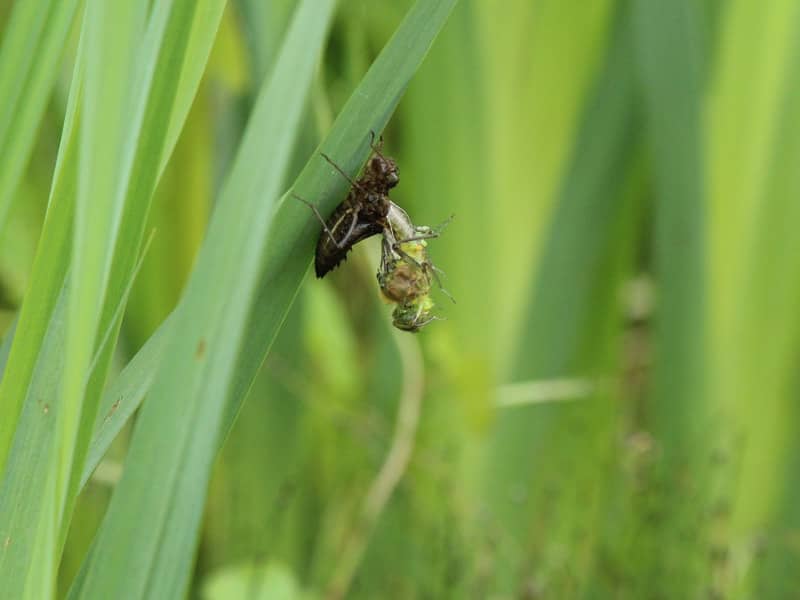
[377,205,453,332]
[295,133,453,331]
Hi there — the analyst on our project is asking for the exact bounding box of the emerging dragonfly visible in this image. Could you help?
[294,133,452,331]
[293,133,398,277]
[377,204,452,332]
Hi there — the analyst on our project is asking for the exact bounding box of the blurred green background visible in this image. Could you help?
[3,0,800,597]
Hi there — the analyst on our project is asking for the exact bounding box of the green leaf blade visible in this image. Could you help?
[0,1,226,596]
[69,1,337,597]
[79,0,460,496]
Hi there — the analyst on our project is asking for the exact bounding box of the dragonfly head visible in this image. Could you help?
[368,155,399,190]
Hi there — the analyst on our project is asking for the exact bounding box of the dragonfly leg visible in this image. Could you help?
[369,130,387,158]
[320,153,366,193]
[293,193,351,248]
[338,209,360,249]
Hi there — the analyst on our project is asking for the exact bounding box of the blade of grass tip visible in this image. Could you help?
[79,316,172,489]
[74,230,157,490]
[0,0,81,239]
[68,1,336,598]
[78,0,460,495]
[87,230,155,380]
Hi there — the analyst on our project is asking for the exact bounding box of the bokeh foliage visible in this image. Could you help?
[1,0,800,598]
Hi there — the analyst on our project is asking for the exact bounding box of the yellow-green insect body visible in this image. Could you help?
[378,243,431,304]
[391,293,436,332]
[377,206,442,332]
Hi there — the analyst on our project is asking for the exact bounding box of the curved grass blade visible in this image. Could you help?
[78,0,459,496]
[80,314,172,489]
[68,1,336,597]
[0,50,83,474]
[22,3,149,596]
[63,0,226,512]
[0,1,226,597]
[221,0,459,434]
[0,0,225,471]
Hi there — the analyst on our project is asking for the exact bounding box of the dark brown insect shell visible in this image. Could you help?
[312,142,400,278]
[360,154,399,195]
[313,191,389,278]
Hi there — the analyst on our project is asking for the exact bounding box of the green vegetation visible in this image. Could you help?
[1,0,799,598]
